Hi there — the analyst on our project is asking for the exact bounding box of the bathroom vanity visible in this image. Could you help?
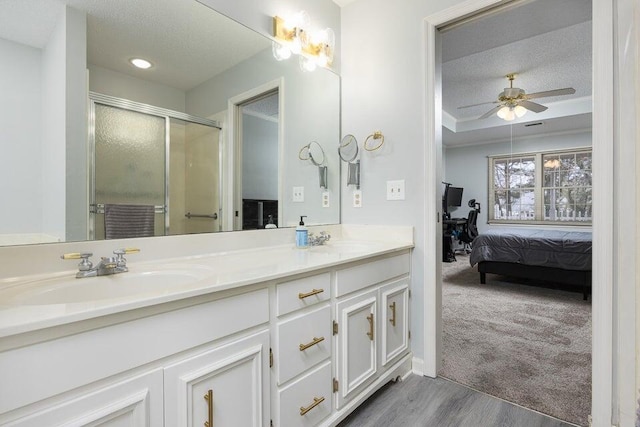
[0,225,413,426]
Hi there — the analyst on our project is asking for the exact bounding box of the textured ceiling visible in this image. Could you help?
[442,0,592,146]
[0,0,270,91]
[243,93,279,119]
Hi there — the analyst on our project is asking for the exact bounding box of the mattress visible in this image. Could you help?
[469,228,592,271]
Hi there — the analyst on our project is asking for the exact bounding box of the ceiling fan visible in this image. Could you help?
[459,73,576,121]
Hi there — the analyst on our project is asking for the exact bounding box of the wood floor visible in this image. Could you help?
[338,375,574,427]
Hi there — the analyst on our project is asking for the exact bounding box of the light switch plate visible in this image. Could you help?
[386,180,405,201]
[322,191,330,208]
[293,186,304,202]
[353,190,362,208]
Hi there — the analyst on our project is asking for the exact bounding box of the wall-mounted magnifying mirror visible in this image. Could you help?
[300,141,328,189]
[339,134,360,189]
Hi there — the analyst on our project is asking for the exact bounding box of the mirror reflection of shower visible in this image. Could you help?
[237,91,280,230]
[89,93,222,240]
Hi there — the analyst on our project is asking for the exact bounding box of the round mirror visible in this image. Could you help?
[338,134,358,162]
[308,141,326,166]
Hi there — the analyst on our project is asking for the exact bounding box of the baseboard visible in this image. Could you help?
[411,357,425,376]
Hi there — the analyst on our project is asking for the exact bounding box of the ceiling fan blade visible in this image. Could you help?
[519,100,548,113]
[478,105,503,119]
[457,100,499,109]
[526,87,576,99]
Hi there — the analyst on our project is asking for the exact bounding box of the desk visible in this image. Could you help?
[442,218,467,262]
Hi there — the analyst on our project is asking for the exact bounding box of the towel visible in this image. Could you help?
[104,204,155,239]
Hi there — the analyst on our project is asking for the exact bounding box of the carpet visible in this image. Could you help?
[439,254,592,426]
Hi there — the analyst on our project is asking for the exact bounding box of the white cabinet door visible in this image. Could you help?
[380,282,409,366]
[164,330,270,427]
[335,289,377,409]
[5,369,163,427]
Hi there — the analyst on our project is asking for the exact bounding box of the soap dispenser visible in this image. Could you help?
[296,216,308,248]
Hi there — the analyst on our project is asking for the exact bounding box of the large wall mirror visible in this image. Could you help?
[0,0,340,247]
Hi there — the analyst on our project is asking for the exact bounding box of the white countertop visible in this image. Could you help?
[0,230,413,339]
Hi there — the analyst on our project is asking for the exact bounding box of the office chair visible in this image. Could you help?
[458,199,480,252]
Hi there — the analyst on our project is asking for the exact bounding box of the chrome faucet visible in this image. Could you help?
[309,231,331,246]
[61,248,140,278]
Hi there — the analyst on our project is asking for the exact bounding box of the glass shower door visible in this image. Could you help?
[91,104,167,239]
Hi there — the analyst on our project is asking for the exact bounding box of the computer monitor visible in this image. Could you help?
[446,186,463,207]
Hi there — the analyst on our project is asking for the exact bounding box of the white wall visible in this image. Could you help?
[0,39,43,235]
[88,64,186,112]
[242,113,278,200]
[444,130,592,233]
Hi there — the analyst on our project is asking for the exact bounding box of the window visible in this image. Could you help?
[489,148,592,224]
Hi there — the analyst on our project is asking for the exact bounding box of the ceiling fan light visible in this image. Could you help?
[514,105,527,118]
[503,109,516,121]
[497,106,510,119]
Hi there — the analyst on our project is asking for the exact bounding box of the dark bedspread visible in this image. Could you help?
[469,228,592,271]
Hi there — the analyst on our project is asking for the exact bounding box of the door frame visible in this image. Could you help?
[422,0,620,425]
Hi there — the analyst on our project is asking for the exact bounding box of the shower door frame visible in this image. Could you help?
[88,92,223,239]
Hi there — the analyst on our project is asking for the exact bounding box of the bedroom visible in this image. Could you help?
[439,1,592,425]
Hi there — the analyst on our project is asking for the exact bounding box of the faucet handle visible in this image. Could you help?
[61,252,93,271]
[113,248,139,268]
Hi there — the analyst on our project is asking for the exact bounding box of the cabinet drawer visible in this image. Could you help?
[277,305,331,384]
[278,362,332,427]
[277,272,331,316]
[335,253,410,297]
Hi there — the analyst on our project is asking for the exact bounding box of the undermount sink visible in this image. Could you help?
[0,264,215,305]
[308,241,384,254]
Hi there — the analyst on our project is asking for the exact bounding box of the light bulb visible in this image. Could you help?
[290,36,302,54]
[497,106,510,119]
[504,109,516,121]
[514,105,527,118]
[272,41,291,61]
[299,55,317,72]
[316,51,328,68]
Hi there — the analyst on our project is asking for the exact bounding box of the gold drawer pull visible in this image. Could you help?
[366,313,374,341]
[204,389,213,427]
[300,396,325,416]
[299,336,325,351]
[389,301,397,327]
[298,288,324,299]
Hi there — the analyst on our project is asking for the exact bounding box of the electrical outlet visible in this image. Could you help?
[292,186,304,202]
[322,191,330,208]
[386,180,405,200]
[353,190,362,208]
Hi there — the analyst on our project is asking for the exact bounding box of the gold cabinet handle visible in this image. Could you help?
[366,313,374,341]
[389,301,397,327]
[300,396,325,416]
[204,389,213,427]
[298,288,324,299]
[299,336,325,351]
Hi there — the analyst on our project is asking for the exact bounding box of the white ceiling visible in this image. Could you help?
[441,0,592,147]
[0,0,270,91]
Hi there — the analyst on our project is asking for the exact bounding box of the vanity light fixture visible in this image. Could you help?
[272,11,335,71]
[130,58,153,69]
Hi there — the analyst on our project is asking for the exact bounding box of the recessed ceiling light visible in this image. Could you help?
[130,58,152,69]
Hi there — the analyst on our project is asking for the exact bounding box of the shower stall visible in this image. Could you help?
[88,93,222,240]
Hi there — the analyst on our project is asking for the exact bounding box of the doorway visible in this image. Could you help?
[423,0,614,425]
[228,79,283,232]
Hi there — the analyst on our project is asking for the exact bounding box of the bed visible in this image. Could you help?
[469,228,592,299]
